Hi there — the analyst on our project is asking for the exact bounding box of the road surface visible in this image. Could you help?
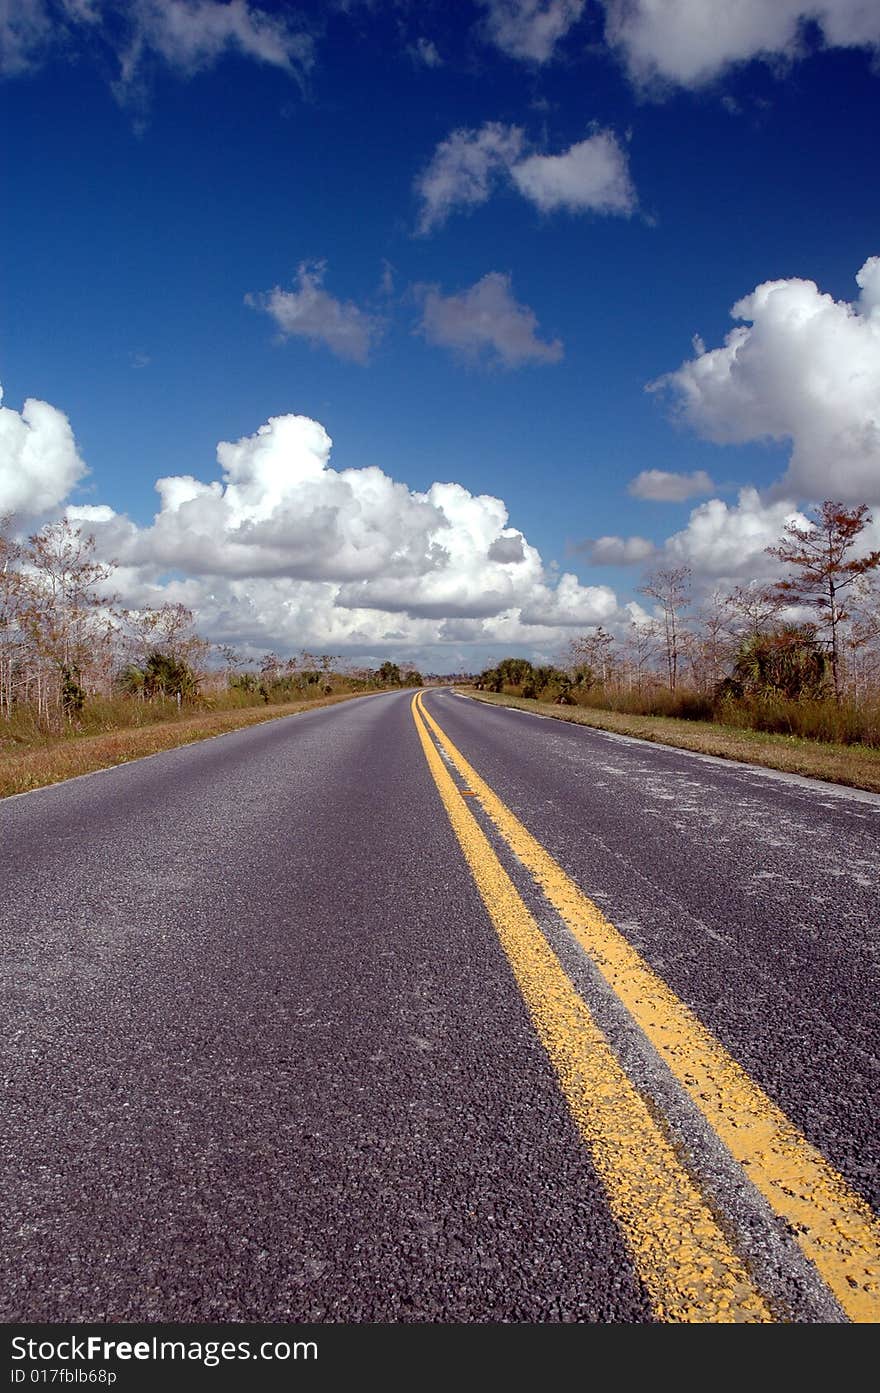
[2,688,878,1323]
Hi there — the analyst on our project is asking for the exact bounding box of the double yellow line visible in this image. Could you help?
[412,691,880,1323]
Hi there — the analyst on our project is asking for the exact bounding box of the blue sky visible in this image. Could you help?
[2,1,879,671]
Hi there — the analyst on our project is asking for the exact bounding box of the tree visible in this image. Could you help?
[723,583,786,640]
[565,627,616,686]
[845,577,880,699]
[260,651,283,684]
[0,516,25,718]
[622,616,659,695]
[122,603,205,664]
[687,591,737,694]
[496,656,533,687]
[378,660,402,686]
[297,650,322,689]
[766,502,880,702]
[476,667,502,692]
[523,665,570,700]
[216,643,245,685]
[23,519,116,725]
[119,604,207,704]
[638,566,691,692]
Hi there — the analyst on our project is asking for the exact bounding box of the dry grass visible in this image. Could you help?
[458,689,880,794]
[0,691,371,800]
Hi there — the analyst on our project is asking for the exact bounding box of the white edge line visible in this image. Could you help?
[448,691,880,808]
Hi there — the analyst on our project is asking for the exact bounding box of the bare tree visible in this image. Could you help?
[119,603,209,699]
[844,577,880,700]
[215,643,244,675]
[766,502,880,702]
[148,603,206,666]
[565,626,616,686]
[260,651,283,685]
[638,566,691,692]
[23,519,116,724]
[687,590,737,694]
[723,583,786,640]
[0,516,25,719]
[623,616,660,695]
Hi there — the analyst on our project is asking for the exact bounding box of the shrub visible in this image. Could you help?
[721,625,829,702]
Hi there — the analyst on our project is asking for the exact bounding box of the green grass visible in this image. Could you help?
[456,689,880,794]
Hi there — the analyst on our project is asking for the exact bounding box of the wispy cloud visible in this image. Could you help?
[0,0,53,76]
[628,469,715,502]
[129,0,313,76]
[582,535,657,565]
[416,271,563,369]
[474,2,880,89]
[0,1,314,99]
[415,122,636,231]
[247,261,384,365]
[477,0,586,64]
[415,122,525,234]
[409,35,442,68]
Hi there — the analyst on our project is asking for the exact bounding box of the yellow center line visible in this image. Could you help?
[415,691,880,1322]
[411,694,772,1323]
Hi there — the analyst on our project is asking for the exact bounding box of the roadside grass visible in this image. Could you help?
[0,691,371,800]
[455,689,880,794]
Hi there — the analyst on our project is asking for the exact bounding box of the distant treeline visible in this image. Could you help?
[0,515,422,738]
[473,502,880,747]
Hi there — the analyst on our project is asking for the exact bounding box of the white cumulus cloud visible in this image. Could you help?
[488,531,527,563]
[600,0,880,89]
[628,468,716,501]
[415,123,636,232]
[125,413,444,581]
[66,503,116,523]
[14,401,623,665]
[662,488,809,580]
[0,383,88,517]
[658,487,880,586]
[511,131,636,215]
[417,272,563,369]
[652,257,880,505]
[247,262,384,365]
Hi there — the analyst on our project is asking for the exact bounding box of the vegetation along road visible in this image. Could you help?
[2,687,878,1323]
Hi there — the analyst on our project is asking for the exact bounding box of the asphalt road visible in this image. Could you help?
[1,687,878,1323]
